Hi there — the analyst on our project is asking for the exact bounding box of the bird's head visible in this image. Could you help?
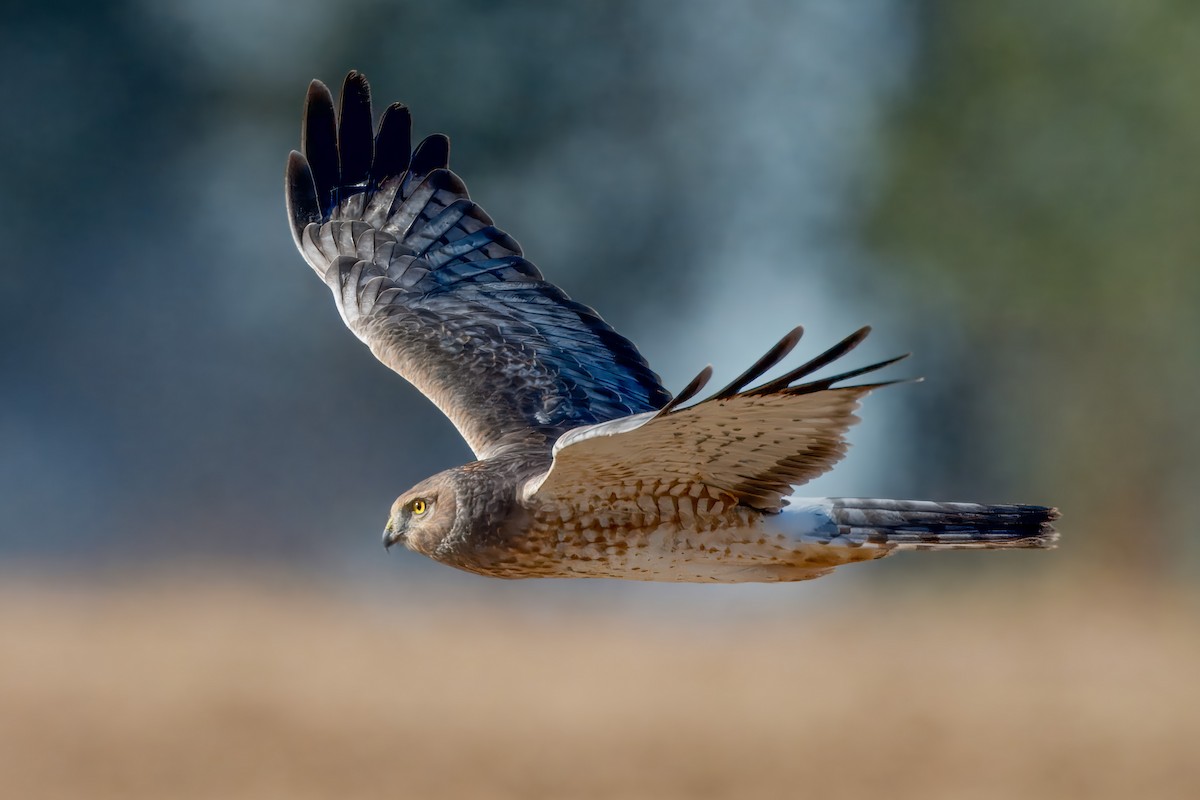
[383,472,458,556]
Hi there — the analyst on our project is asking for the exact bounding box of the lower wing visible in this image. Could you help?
[524,326,909,514]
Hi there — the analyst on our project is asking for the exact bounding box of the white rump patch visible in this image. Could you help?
[764,499,839,543]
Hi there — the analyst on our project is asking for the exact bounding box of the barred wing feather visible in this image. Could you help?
[528,327,909,512]
[285,73,670,459]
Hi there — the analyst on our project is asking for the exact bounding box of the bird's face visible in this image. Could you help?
[383,476,457,556]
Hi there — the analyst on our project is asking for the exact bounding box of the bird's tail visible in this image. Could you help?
[781,498,1060,551]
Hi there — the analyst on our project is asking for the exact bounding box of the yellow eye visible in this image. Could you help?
[411,499,427,516]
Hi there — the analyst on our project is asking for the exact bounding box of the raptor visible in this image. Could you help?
[285,72,1058,582]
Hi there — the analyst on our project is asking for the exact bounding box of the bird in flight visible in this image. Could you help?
[285,72,1058,583]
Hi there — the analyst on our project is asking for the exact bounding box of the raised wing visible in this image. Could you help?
[286,72,670,459]
[526,327,910,513]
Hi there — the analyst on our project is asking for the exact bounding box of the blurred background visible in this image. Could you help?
[2,1,1198,798]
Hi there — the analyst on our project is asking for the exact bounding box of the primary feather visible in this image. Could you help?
[286,72,670,459]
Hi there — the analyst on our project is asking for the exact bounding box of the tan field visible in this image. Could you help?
[1,570,1197,800]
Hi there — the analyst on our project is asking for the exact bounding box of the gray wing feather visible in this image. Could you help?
[287,72,670,458]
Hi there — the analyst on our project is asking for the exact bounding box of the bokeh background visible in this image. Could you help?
[3,1,1198,798]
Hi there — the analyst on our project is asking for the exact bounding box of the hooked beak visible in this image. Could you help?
[382,519,402,550]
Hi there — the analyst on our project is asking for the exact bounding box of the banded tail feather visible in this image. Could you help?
[781,498,1060,551]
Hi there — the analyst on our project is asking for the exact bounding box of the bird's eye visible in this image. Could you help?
[411,499,427,516]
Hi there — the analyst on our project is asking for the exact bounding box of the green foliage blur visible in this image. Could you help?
[868,1,1200,578]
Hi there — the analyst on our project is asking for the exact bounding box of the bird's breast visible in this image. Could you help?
[453,481,801,580]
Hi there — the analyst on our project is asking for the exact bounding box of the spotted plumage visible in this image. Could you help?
[285,72,1059,583]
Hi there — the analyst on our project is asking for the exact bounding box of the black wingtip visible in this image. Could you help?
[411,133,451,177]
[302,81,335,147]
[785,352,912,396]
[306,78,332,102]
[337,71,374,189]
[838,325,872,355]
[374,102,413,182]
[656,365,714,417]
[286,150,320,247]
[712,325,805,400]
[748,326,874,397]
[302,79,339,217]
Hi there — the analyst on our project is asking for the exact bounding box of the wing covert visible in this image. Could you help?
[286,72,670,458]
[527,328,912,512]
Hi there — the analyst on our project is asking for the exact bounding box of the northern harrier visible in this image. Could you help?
[285,72,1058,582]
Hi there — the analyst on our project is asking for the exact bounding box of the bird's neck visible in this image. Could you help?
[438,451,548,563]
